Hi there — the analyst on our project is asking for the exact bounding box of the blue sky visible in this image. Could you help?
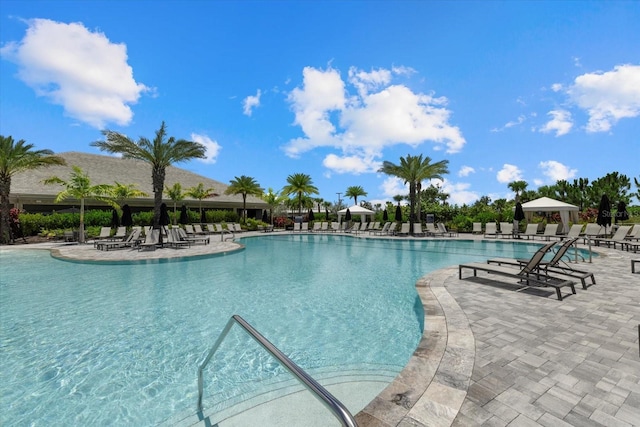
[1,1,639,207]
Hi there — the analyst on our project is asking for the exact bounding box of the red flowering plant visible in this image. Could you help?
[9,208,21,225]
[273,216,292,228]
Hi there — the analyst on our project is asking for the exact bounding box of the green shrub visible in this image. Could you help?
[451,214,472,232]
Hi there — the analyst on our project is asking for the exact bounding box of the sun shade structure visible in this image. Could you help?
[337,205,374,224]
[520,197,579,233]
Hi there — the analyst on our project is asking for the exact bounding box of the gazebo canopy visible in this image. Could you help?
[520,197,579,233]
[337,205,375,223]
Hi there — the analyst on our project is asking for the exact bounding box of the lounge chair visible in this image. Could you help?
[472,222,482,234]
[536,224,559,241]
[178,228,210,245]
[425,223,443,237]
[484,222,498,238]
[562,224,584,240]
[184,224,196,236]
[498,222,513,238]
[387,222,399,235]
[193,224,207,235]
[396,222,410,236]
[522,224,540,240]
[413,223,426,237]
[300,222,309,232]
[311,222,321,232]
[369,222,381,232]
[624,225,640,241]
[488,238,595,289]
[593,225,632,250]
[372,222,390,235]
[437,222,458,237]
[166,228,191,248]
[93,227,112,246]
[581,223,606,244]
[96,229,141,251]
[459,241,576,300]
[138,229,160,251]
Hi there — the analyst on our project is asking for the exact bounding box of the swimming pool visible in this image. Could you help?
[1,235,552,426]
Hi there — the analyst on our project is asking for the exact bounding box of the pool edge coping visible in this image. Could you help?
[355,266,474,427]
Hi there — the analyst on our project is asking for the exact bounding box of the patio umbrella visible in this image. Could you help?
[121,204,133,227]
[179,205,189,224]
[325,208,330,220]
[345,208,351,222]
[262,210,268,222]
[200,209,207,223]
[513,202,525,237]
[615,201,629,223]
[596,194,611,232]
[383,209,389,221]
[110,208,120,228]
[308,209,315,221]
[395,204,402,222]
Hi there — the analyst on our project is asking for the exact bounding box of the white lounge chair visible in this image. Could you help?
[425,223,443,237]
[472,222,482,234]
[593,225,632,250]
[537,224,559,241]
[396,223,410,236]
[437,222,457,237]
[484,223,498,238]
[498,222,513,238]
[522,224,540,240]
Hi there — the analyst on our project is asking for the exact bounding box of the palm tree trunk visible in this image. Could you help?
[79,198,86,243]
[152,167,165,228]
[409,182,416,236]
[0,176,11,244]
[242,194,247,222]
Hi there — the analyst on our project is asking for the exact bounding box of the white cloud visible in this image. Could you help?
[539,109,573,136]
[242,89,261,116]
[0,18,148,128]
[322,153,381,175]
[191,133,222,164]
[458,166,475,177]
[496,164,523,184]
[284,65,466,174]
[567,64,640,132]
[492,114,526,132]
[380,176,407,198]
[538,160,577,182]
[439,179,479,205]
[551,83,563,92]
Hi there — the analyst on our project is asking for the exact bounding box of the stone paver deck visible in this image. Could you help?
[3,232,639,426]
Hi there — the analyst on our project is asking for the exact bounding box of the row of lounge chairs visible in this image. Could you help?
[459,239,597,301]
[93,225,218,251]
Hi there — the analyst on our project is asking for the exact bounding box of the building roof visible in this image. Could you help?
[10,151,267,209]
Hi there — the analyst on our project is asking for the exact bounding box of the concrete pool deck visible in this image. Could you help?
[3,232,639,426]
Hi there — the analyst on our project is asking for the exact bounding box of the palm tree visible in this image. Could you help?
[185,183,217,222]
[0,135,66,243]
[92,121,206,228]
[110,181,148,208]
[225,175,264,223]
[507,180,528,202]
[345,185,367,205]
[378,154,449,235]
[281,173,319,214]
[164,183,185,225]
[262,187,285,225]
[43,166,114,243]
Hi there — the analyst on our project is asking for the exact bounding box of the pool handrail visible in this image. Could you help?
[197,314,358,427]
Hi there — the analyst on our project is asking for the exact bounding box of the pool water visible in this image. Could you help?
[1,235,552,426]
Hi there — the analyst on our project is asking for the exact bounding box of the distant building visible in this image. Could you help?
[10,152,267,217]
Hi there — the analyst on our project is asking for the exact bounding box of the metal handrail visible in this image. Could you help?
[197,315,358,427]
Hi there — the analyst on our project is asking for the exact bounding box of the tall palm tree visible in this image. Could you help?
[281,173,319,214]
[43,166,114,243]
[0,135,66,243]
[164,183,185,225]
[185,183,217,222]
[225,175,263,223]
[378,154,449,235]
[92,121,206,228]
[507,180,528,202]
[345,185,368,205]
